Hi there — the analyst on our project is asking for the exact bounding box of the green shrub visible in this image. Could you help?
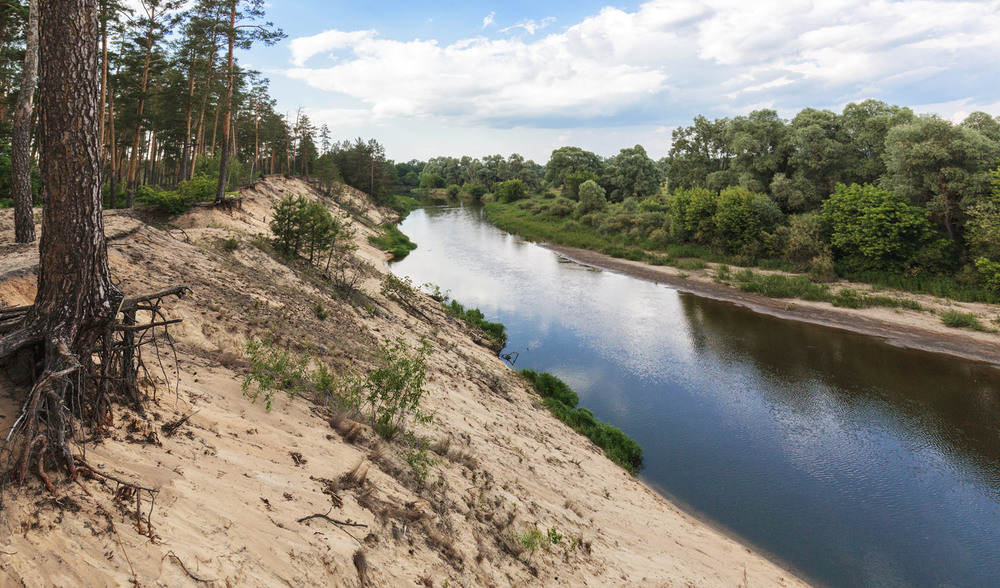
[222,237,240,251]
[339,337,434,440]
[494,179,528,203]
[940,309,987,331]
[446,184,462,198]
[445,299,507,351]
[242,335,313,411]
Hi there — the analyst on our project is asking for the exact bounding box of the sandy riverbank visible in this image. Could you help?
[0,178,810,587]
[547,244,1000,367]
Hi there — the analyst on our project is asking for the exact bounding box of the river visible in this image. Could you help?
[389,204,1000,588]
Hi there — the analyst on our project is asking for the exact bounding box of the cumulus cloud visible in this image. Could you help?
[282,0,1000,127]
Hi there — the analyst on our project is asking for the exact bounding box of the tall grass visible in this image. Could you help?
[845,271,999,304]
[368,224,417,259]
[940,309,988,331]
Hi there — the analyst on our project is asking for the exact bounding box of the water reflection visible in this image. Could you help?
[392,205,1000,588]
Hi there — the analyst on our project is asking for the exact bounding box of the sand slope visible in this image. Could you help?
[1,178,807,587]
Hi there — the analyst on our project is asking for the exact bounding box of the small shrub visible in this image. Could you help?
[446,299,507,351]
[222,237,240,251]
[242,335,312,411]
[517,529,545,553]
[313,302,329,320]
[338,337,434,440]
[941,309,987,331]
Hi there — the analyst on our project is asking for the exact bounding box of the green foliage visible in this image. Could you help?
[340,337,434,440]
[576,180,607,215]
[270,195,346,264]
[419,172,445,191]
[242,336,314,411]
[404,439,439,487]
[445,299,507,351]
[563,170,600,200]
[368,224,417,259]
[463,183,487,201]
[313,302,329,320]
[494,178,528,203]
[731,269,830,300]
[445,184,462,198]
[940,309,987,331]
[604,144,664,202]
[830,289,922,311]
[712,186,784,253]
[518,529,545,553]
[821,183,947,273]
[222,237,240,251]
[668,187,718,243]
[520,370,643,474]
[138,173,220,215]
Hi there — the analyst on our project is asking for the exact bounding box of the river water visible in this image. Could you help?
[390,204,1000,588]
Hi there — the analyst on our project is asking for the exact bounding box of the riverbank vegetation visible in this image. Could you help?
[462,103,1000,308]
[519,370,643,475]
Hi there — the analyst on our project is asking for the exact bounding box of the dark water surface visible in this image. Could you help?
[390,204,1000,588]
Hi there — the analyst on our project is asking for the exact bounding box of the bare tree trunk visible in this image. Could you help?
[107,90,118,208]
[125,8,157,207]
[214,0,236,203]
[180,47,197,183]
[12,0,39,244]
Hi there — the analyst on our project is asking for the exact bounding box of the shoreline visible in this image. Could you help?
[546,243,1000,368]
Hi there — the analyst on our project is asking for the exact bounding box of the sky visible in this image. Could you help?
[235,0,1000,164]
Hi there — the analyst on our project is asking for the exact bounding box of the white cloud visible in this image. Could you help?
[282,0,1000,129]
[501,17,556,35]
[288,29,378,67]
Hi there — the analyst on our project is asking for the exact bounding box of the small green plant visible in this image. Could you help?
[674,258,709,271]
[517,529,545,553]
[338,337,434,440]
[403,438,439,488]
[222,237,240,251]
[714,264,732,283]
[547,527,563,546]
[445,299,507,352]
[941,309,987,331]
[313,302,329,320]
[242,335,312,411]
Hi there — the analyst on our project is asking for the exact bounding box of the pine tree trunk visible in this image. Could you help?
[33,0,120,350]
[214,0,236,203]
[12,0,39,244]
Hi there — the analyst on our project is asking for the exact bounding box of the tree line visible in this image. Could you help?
[0,0,412,241]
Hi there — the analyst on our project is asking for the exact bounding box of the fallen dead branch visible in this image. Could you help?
[163,550,215,583]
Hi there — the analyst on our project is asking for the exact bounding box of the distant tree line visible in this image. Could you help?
[463,101,1000,299]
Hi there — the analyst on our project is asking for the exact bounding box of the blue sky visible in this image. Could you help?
[237,0,1000,163]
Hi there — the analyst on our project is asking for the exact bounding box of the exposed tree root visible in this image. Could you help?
[0,285,189,507]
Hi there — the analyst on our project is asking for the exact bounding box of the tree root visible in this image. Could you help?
[0,285,189,509]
